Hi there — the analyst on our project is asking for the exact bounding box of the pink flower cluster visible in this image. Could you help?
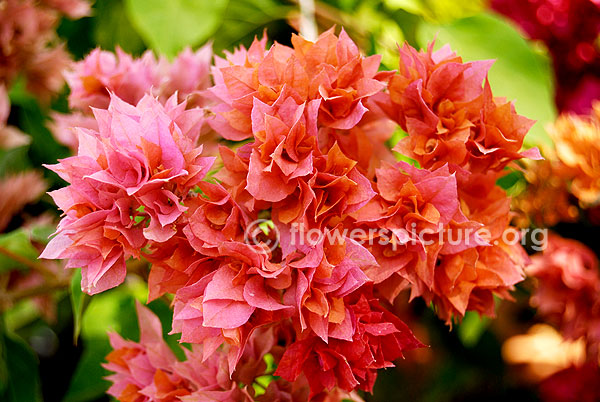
[43,28,540,400]
[0,0,89,101]
[528,234,600,358]
[51,44,213,149]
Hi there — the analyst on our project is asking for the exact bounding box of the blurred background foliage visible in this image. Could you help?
[1,0,562,401]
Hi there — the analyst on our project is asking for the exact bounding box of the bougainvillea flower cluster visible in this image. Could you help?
[491,0,600,114]
[43,28,541,400]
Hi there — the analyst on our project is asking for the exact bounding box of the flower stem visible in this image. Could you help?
[299,0,318,41]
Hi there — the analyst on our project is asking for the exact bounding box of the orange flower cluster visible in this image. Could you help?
[370,42,538,324]
[515,102,600,228]
[549,103,600,206]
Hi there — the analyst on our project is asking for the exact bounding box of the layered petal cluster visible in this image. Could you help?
[40,93,214,294]
[351,162,482,301]
[105,302,258,402]
[208,28,390,141]
[65,48,159,110]
[381,42,540,172]
[528,234,600,348]
[367,41,534,323]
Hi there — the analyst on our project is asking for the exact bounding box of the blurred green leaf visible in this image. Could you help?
[29,225,56,245]
[0,230,39,273]
[0,146,31,177]
[385,0,425,15]
[211,0,292,53]
[418,12,555,147]
[386,0,485,23]
[0,332,43,402]
[70,271,87,345]
[125,0,229,57]
[94,0,145,54]
[64,287,140,402]
[457,311,489,348]
[62,336,111,402]
[13,96,69,180]
[3,300,40,333]
[497,170,527,197]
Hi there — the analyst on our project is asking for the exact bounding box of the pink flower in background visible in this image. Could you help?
[0,171,47,231]
[48,111,98,149]
[0,0,76,101]
[40,0,91,18]
[0,85,30,148]
[491,0,600,113]
[65,48,159,110]
[157,44,213,105]
[528,234,600,347]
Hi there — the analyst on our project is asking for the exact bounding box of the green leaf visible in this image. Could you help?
[70,270,87,345]
[64,287,140,402]
[124,0,229,57]
[0,146,31,178]
[0,230,39,273]
[94,0,145,54]
[211,0,292,53]
[497,170,526,197]
[418,12,556,147]
[14,96,69,178]
[457,311,489,348]
[3,300,40,333]
[62,336,112,402]
[29,225,56,245]
[386,0,486,23]
[1,332,43,402]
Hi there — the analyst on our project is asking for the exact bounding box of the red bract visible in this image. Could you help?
[275,288,423,398]
[539,363,600,402]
